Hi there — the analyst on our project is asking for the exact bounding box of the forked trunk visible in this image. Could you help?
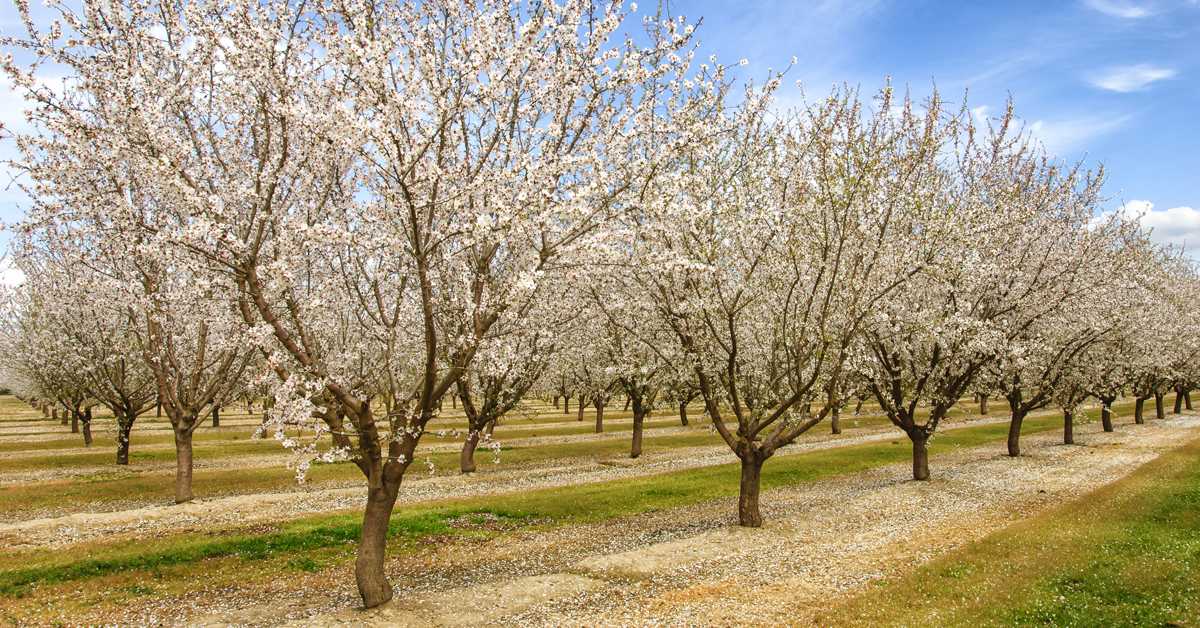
[594,401,604,433]
[910,430,930,481]
[1155,393,1165,420]
[738,454,765,527]
[460,429,480,474]
[830,407,842,435]
[678,401,688,426]
[116,419,133,465]
[631,411,644,458]
[174,429,194,504]
[980,394,989,415]
[1063,409,1074,445]
[1135,397,1146,424]
[1007,409,1026,457]
[356,482,402,608]
[1101,399,1114,432]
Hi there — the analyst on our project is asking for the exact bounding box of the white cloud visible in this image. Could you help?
[0,261,24,287]
[1027,113,1134,154]
[1091,64,1177,92]
[1099,200,1200,252]
[1083,0,1155,18]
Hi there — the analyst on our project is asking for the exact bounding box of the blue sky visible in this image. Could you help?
[1,0,1197,270]
[671,0,1200,248]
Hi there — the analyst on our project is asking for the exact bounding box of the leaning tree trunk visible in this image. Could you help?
[678,401,689,426]
[854,399,864,415]
[356,481,403,608]
[738,452,767,527]
[1007,409,1026,457]
[830,407,842,435]
[631,411,644,458]
[1100,398,1115,432]
[1155,393,1165,420]
[460,428,480,474]
[623,397,630,412]
[910,429,930,480]
[1134,397,1146,424]
[594,401,605,433]
[174,429,195,503]
[82,408,93,447]
[1063,409,1074,445]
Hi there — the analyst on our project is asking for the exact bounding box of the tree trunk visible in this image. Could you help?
[594,401,604,433]
[1187,391,1194,411]
[1063,409,1074,445]
[485,419,496,438]
[553,396,559,410]
[83,408,93,447]
[1135,397,1146,424]
[980,394,988,415]
[623,397,630,412]
[854,399,864,415]
[157,403,162,418]
[1155,393,1165,420]
[42,405,48,417]
[452,395,456,409]
[1007,409,1025,457]
[356,483,402,608]
[212,406,220,427]
[460,429,480,474]
[1174,388,1185,414]
[577,396,586,421]
[678,401,689,426]
[831,407,842,435]
[70,411,79,434]
[174,429,194,503]
[1101,399,1114,433]
[116,419,133,465]
[631,411,644,458]
[910,430,930,480]
[564,396,570,415]
[738,454,765,527]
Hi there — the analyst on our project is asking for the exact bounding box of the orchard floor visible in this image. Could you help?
[2,398,1198,627]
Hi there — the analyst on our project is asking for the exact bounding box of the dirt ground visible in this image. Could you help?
[20,409,1189,628]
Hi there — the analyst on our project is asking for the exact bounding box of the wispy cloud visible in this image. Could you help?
[1091,64,1177,92]
[1027,113,1134,154]
[1082,0,1155,18]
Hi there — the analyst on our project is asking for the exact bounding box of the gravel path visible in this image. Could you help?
[0,412,1013,544]
[157,411,1200,628]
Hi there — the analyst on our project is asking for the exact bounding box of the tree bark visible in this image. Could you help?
[356,483,402,608]
[623,397,630,412]
[577,396,586,422]
[157,403,162,418]
[1135,397,1146,424]
[1007,409,1026,457]
[1174,388,1185,414]
[594,400,604,433]
[631,411,644,458]
[678,401,689,426]
[1100,399,1114,433]
[564,396,570,415]
[1063,409,1074,445]
[174,429,194,503]
[854,399,863,415]
[553,396,559,410]
[83,408,93,447]
[1155,393,1165,420]
[1188,391,1194,411]
[910,430,930,480]
[739,453,765,527]
[212,405,220,427]
[116,419,133,465]
[830,407,842,435]
[980,394,988,415]
[460,429,480,474]
[485,419,496,438]
[70,411,79,434]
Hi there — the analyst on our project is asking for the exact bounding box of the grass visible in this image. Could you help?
[0,406,1075,598]
[816,434,1200,628]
